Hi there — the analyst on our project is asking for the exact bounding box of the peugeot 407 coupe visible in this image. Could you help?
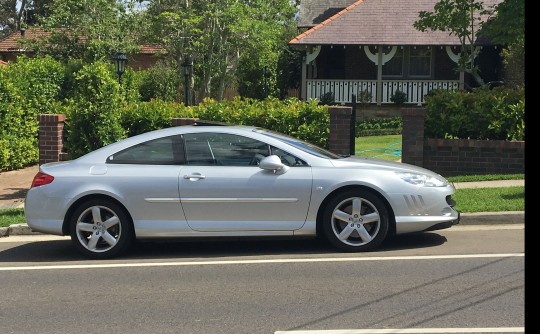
[25,124,460,259]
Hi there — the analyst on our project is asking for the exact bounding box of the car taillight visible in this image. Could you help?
[31,172,54,188]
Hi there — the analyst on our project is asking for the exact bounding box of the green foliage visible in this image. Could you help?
[35,0,144,62]
[64,61,127,158]
[121,100,193,137]
[193,97,329,148]
[424,86,525,140]
[133,61,182,102]
[318,92,336,105]
[356,90,373,105]
[0,56,64,170]
[390,90,407,106]
[355,117,403,136]
[479,0,524,46]
[414,0,494,86]
[143,0,298,102]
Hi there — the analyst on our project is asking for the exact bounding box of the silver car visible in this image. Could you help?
[25,124,460,259]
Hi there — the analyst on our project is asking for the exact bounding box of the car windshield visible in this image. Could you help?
[254,128,342,159]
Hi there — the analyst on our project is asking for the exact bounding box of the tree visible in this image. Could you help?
[142,0,298,103]
[26,0,144,62]
[0,0,54,39]
[478,0,524,87]
[414,0,496,86]
[0,0,18,39]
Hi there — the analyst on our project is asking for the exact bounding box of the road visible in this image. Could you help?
[0,224,525,334]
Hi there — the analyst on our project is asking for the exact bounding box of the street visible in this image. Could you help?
[0,224,525,334]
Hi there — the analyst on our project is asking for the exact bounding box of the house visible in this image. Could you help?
[0,27,163,70]
[0,60,7,67]
[290,0,503,105]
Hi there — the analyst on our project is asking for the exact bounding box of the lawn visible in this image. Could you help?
[355,135,402,161]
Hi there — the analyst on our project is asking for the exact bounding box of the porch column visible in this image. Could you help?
[376,47,383,106]
[301,56,307,100]
[328,106,353,156]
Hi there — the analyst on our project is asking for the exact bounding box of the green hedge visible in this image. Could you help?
[0,55,525,171]
[355,117,402,137]
[0,56,64,170]
[424,86,525,141]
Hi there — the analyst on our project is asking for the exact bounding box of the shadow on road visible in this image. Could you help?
[0,232,448,263]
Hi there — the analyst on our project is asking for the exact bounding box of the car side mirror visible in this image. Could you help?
[259,155,290,174]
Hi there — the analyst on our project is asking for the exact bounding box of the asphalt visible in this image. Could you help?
[0,179,525,238]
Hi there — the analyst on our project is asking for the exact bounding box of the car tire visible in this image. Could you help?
[69,199,133,259]
[323,189,389,252]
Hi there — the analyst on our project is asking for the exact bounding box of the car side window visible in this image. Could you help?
[183,132,270,166]
[183,132,307,167]
[106,135,184,165]
[270,146,308,166]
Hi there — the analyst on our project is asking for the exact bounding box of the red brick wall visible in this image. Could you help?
[328,106,353,155]
[401,108,525,176]
[38,112,525,177]
[38,114,66,165]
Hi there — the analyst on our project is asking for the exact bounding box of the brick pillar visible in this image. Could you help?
[172,117,199,126]
[401,108,425,167]
[328,106,352,156]
[38,114,66,165]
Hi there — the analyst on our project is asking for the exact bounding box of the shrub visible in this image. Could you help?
[355,117,403,137]
[0,56,64,170]
[319,91,336,105]
[424,86,525,140]
[133,61,182,102]
[390,90,407,105]
[64,61,127,158]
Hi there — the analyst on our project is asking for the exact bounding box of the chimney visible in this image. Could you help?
[20,28,26,37]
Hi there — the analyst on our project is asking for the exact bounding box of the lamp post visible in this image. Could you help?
[113,51,127,84]
[181,56,193,106]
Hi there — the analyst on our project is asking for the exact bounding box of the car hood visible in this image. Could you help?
[330,156,446,178]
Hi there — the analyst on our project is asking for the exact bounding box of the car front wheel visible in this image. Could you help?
[69,199,133,259]
[323,189,389,252]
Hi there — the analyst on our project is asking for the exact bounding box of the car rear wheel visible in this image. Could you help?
[323,189,389,252]
[69,199,133,259]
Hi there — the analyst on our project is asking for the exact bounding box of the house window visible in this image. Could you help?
[382,47,403,77]
[409,46,431,77]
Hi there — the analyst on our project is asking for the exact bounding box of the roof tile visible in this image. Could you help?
[291,0,502,46]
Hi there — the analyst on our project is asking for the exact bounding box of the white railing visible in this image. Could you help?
[306,79,460,104]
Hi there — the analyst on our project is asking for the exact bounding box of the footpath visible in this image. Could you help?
[0,165,525,237]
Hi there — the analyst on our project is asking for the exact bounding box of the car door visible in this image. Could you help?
[104,135,188,232]
[179,132,313,231]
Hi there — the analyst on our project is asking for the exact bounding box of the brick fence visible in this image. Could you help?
[38,109,525,176]
[400,108,525,176]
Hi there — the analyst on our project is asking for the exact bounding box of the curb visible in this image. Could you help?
[0,211,525,237]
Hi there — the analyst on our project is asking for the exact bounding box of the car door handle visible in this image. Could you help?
[184,174,206,180]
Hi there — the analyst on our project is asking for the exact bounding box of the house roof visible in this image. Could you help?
[297,0,356,28]
[0,60,7,67]
[291,0,501,46]
[0,27,48,52]
[0,27,163,54]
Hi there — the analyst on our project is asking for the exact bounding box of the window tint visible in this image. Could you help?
[270,146,308,166]
[106,135,183,165]
[183,132,306,166]
[184,133,268,166]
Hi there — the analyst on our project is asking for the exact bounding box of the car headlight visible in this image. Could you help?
[396,172,449,187]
